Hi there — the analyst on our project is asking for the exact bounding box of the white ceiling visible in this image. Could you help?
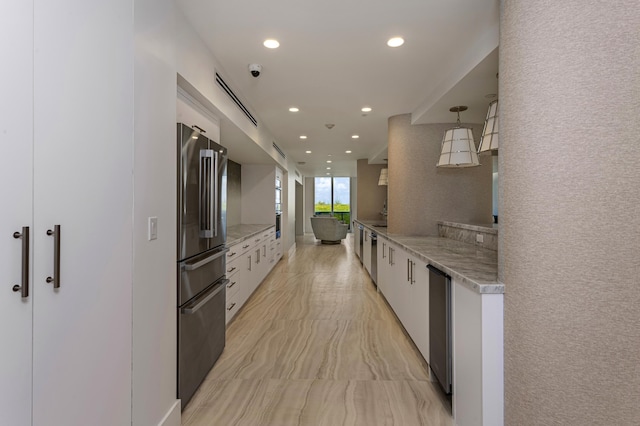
[176,0,499,177]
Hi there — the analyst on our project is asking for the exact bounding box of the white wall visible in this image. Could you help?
[130,7,303,424]
[133,0,180,424]
[304,177,315,233]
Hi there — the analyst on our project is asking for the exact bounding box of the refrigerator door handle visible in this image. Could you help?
[181,279,228,314]
[199,149,215,238]
[46,225,61,289]
[213,150,218,238]
[183,248,229,271]
[12,226,30,298]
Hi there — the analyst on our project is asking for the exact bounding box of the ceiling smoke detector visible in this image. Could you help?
[325,124,335,129]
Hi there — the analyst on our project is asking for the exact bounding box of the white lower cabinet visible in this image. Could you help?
[377,238,429,363]
[225,227,278,325]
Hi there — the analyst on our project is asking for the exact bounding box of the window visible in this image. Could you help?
[314,177,351,227]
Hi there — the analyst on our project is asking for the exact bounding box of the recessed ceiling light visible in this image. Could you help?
[326,173,330,175]
[361,107,372,113]
[387,37,404,48]
[326,167,331,170]
[289,107,299,112]
[299,135,307,139]
[345,150,352,154]
[263,39,280,49]
[352,135,359,139]
[305,150,312,154]
[327,160,332,163]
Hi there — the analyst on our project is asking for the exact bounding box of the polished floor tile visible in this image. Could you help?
[182,234,453,426]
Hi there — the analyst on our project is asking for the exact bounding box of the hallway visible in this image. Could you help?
[181,234,453,426]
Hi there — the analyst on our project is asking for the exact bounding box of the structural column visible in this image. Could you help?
[500,1,640,424]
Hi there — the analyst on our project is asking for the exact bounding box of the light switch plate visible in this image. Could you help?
[148,217,158,241]
[476,233,484,243]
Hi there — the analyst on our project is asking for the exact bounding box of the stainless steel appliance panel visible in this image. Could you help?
[177,124,212,260]
[177,123,228,260]
[178,279,227,409]
[178,246,228,306]
[428,264,452,395]
[370,231,377,285]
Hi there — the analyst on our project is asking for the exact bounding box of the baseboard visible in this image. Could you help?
[157,399,181,426]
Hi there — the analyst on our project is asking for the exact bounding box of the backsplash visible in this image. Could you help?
[438,221,498,251]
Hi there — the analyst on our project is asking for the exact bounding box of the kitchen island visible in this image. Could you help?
[355,219,504,426]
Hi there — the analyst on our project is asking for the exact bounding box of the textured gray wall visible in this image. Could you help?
[387,114,492,236]
[501,2,640,424]
[356,159,388,221]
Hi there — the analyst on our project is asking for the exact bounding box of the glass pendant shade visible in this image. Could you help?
[478,100,499,153]
[378,168,388,186]
[437,127,479,168]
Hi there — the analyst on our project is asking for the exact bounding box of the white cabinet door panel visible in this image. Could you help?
[31,1,133,425]
[0,1,34,424]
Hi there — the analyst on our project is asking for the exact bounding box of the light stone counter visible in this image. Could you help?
[356,220,503,294]
[227,224,274,247]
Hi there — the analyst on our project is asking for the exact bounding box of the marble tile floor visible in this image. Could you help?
[182,234,453,426]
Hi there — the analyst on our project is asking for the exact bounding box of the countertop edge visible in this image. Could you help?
[355,220,504,295]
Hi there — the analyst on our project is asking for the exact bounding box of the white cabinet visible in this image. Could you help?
[452,280,504,426]
[407,258,429,361]
[225,226,278,325]
[379,240,429,363]
[377,236,389,295]
[1,1,134,424]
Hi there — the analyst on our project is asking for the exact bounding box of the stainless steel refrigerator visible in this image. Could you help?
[177,123,228,409]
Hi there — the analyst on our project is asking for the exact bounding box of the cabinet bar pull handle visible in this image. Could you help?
[46,225,61,289]
[407,258,410,282]
[227,302,236,311]
[12,226,30,298]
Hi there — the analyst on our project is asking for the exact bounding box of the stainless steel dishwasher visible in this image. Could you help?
[427,264,452,395]
[370,231,377,285]
[358,224,364,264]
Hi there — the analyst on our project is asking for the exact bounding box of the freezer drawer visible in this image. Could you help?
[178,279,227,409]
[178,246,228,306]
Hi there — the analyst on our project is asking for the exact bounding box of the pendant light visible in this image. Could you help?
[378,168,388,186]
[437,106,480,168]
[478,99,499,153]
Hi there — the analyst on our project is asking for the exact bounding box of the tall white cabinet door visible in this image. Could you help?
[0,2,34,425]
[32,2,133,425]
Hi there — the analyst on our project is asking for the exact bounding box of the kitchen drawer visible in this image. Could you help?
[225,273,241,299]
[225,259,240,281]
[226,245,242,262]
[225,289,241,324]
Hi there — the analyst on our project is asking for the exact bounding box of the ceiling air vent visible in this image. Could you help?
[272,142,286,159]
[215,72,257,127]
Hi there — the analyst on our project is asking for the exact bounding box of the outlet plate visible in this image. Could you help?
[476,233,484,244]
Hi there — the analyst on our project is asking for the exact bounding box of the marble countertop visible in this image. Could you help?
[227,224,274,247]
[355,220,503,294]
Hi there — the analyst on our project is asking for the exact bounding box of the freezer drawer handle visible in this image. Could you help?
[181,280,228,315]
[183,248,229,271]
[46,225,61,289]
[12,226,30,298]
